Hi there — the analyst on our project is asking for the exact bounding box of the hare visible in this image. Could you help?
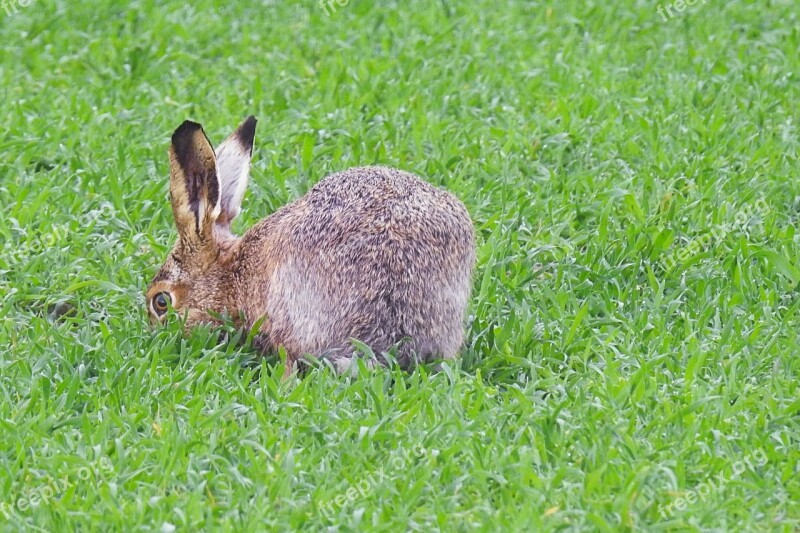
[146,116,476,374]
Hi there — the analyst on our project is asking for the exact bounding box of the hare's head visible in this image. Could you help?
[146,116,257,325]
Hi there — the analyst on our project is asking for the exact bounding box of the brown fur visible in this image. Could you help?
[146,118,476,374]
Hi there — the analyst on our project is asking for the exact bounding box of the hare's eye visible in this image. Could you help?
[152,292,171,316]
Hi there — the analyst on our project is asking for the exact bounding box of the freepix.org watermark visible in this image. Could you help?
[656,0,707,22]
[4,202,116,266]
[660,198,768,271]
[0,456,114,520]
[656,448,768,519]
[2,0,35,17]
[319,443,430,520]
[319,0,350,17]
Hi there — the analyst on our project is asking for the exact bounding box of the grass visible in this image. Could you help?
[1,0,799,530]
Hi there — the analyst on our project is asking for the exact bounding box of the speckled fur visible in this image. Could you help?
[147,118,476,373]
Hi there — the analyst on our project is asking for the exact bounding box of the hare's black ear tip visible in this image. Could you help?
[236,115,257,148]
[171,120,204,144]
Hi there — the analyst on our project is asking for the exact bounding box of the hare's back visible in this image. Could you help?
[296,166,473,252]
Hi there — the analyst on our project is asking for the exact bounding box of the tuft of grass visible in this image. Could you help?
[1,0,798,530]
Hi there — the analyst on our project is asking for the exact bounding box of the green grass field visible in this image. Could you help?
[1,0,799,530]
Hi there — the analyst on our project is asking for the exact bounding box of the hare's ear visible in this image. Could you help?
[168,120,220,245]
[215,116,257,228]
